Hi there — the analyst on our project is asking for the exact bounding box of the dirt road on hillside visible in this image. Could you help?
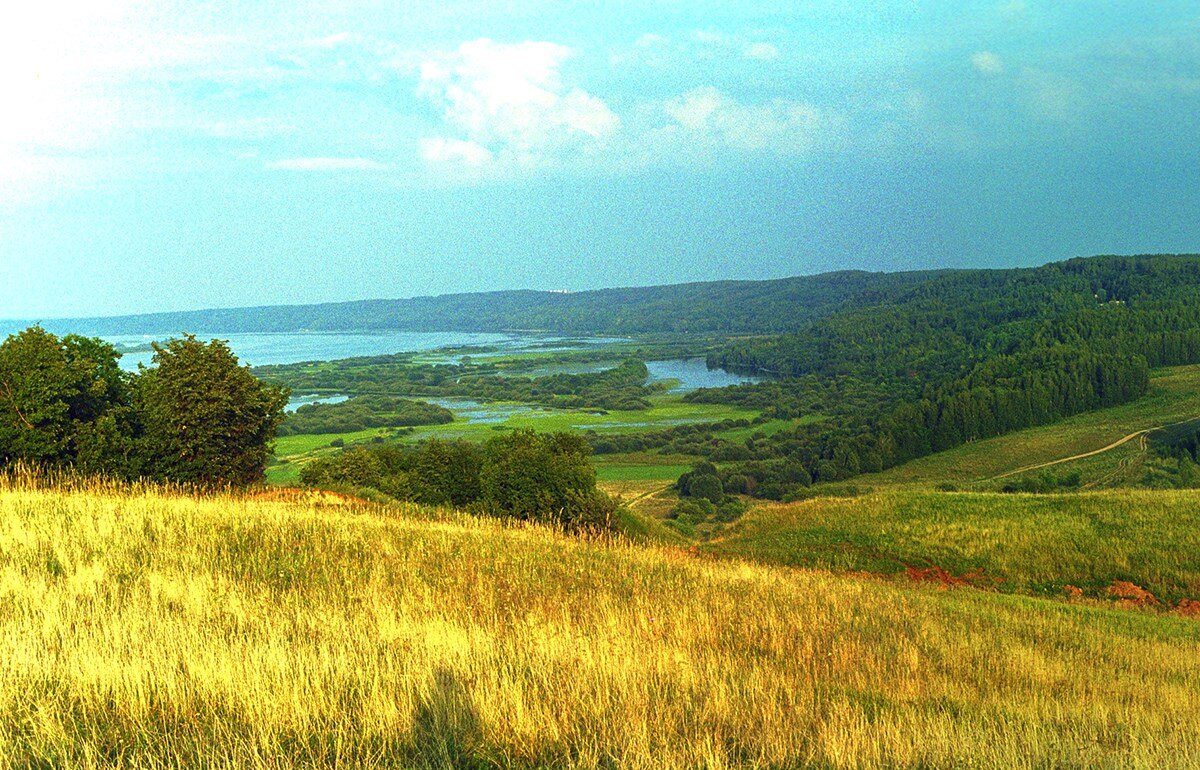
[988,429,1155,481]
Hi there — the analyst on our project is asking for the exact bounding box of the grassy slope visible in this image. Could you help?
[860,363,1200,488]
[1,481,1198,768]
[707,489,1200,604]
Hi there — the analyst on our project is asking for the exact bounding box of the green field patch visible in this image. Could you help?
[265,461,301,486]
[400,398,758,441]
[273,428,393,456]
[595,464,692,482]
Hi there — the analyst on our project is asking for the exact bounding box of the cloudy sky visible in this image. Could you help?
[2,1,1198,318]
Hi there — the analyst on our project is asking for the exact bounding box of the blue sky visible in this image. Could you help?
[1,0,1198,318]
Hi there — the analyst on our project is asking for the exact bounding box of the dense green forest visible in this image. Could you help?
[615,256,1200,499]
[712,255,1200,379]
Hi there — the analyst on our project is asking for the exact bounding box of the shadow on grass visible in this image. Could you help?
[410,668,490,769]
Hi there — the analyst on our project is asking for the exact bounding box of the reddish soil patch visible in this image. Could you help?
[1063,584,1084,598]
[904,564,985,589]
[1105,580,1159,607]
[1176,599,1200,618]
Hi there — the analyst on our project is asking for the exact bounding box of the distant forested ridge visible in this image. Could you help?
[658,254,1200,498]
[13,270,945,336]
[711,255,1200,380]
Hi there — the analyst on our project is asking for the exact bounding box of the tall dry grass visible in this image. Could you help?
[0,477,1198,768]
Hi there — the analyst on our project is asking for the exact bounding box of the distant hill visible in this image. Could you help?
[4,269,947,337]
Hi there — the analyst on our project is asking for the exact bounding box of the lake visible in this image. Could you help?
[104,332,761,395]
[647,358,761,392]
[105,331,569,371]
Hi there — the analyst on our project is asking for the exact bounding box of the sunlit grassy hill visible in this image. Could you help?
[706,489,1200,606]
[1,479,1198,768]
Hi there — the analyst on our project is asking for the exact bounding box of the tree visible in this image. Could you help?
[0,327,131,469]
[479,429,614,529]
[687,473,724,504]
[133,336,288,485]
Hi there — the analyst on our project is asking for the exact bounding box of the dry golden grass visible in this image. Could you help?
[1,476,1198,768]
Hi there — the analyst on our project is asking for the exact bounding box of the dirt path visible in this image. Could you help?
[624,484,671,508]
[988,429,1154,481]
[984,416,1200,483]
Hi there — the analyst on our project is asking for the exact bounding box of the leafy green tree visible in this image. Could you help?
[687,473,724,504]
[412,439,482,506]
[0,327,131,470]
[133,336,288,485]
[479,430,614,529]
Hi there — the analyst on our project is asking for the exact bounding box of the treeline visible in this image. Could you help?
[299,430,615,530]
[0,327,287,485]
[277,396,453,436]
[1149,419,1200,464]
[258,358,658,412]
[39,269,943,336]
[711,255,1200,381]
[683,375,910,419]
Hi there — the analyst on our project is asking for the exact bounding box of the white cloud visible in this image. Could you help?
[635,33,668,48]
[692,30,728,47]
[419,138,492,165]
[745,42,780,61]
[417,38,619,173]
[1000,0,1028,20]
[972,51,1005,75]
[308,32,354,49]
[267,157,388,171]
[1019,68,1085,122]
[690,29,780,62]
[662,87,824,154]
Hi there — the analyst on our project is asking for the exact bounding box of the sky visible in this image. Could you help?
[1,0,1198,318]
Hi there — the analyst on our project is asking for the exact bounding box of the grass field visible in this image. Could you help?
[707,489,1200,606]
[1,478,1198,767]
[593,462,693,482]
[860,363,1200,488]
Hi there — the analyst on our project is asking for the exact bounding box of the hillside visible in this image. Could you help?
[706,488,1200,606]
[712,253,1200,378]
[2,478,1198,768]
[856,361,1200,489]
[9,269,944,337]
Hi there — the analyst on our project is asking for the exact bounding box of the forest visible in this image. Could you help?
[599,256,1200,499]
